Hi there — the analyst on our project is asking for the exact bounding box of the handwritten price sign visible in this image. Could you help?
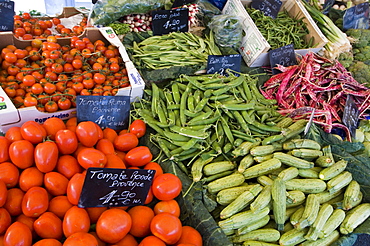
[0,0,14,31]
[78,168,156,208]
[76,95,130,131]
[251,0,282,19]
[151,8,189,35]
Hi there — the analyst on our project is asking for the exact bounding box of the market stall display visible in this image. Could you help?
[1,0,370,245]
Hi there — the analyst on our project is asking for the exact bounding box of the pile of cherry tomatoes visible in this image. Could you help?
[0,35,130,113]
[13,12,88,40]
[0,117,203,246]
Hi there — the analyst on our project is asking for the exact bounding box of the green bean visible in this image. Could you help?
[167,104,181,110]
[184,110,201,118]
[194,97,209,113]
[187,111,213,125]
[232,110,251,135]
[221,102,255,111]
[181,137,200,150]
[193,89,203,105]
[220,116,234,144]
[170,125,209,139]
[163,131,191,142]
[187,94,195,112]
[180,85,191,127]
[151,83,160,119]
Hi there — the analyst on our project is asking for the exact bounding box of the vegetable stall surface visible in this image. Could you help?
[261,52,370,138]
[0,117,203,245]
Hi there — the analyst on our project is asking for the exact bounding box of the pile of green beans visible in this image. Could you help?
[132,31,222,70]
[246,8,311,50]
[132,72,286,175]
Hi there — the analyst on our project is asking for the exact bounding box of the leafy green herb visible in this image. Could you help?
[107,23,131,35]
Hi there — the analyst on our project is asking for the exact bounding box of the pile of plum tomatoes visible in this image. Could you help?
[0,35,130,113]
[0,117,203,246]
[14,12,88,40]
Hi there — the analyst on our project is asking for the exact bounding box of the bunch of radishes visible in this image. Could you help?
[120,14,152,32]
[180,3,201,28]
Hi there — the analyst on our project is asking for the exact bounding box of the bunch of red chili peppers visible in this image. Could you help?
[261,52,370,138]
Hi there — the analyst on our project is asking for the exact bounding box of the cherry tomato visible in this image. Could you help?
[34,211,63,240]
[75,121,100,147]
[113,132,139,152]
[34,141,59,173]
[150,212,183,245]
[96,208,132,244]
[55,129,78,155]
[8,139,34,169]
[4,221,32,246]
[129,119,146,138]
[77,148,107,169]
[63,206,90,238]
[124,146,153,167]
[21,186,49,217]
[151,173,182,201]
[20,121,47,144]
[0,136,10,162]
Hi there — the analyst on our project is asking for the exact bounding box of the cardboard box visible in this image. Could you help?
[222,0,328,67]
[0,27,145,133]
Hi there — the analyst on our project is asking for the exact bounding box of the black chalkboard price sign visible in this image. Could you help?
[78,168,156,208]
[342,95,360,139]
[76,95,130,131]
[269,44,297,74]
[343,2,369,30]
[206,54,242,76]
[251,0,282,19]
[151,8,189,35]
[0,0,14,32]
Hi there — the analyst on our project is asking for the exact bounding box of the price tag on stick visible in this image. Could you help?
[342,95,360,139]
[251,0,282,19]
[151,8,189,35]
[206,54,242,76]
[79,168,156,208]
[76,95,130,131]
[343,2,369,30]
[0,0,14,32]
[269,44,297,74]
